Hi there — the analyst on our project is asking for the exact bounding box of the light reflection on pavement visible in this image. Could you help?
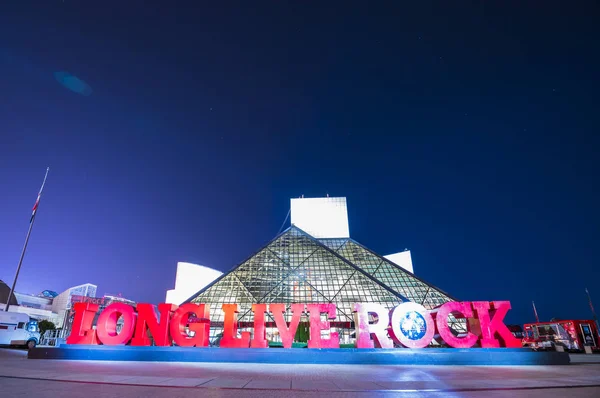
[1,348,599,397]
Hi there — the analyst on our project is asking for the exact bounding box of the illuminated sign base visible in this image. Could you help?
[28,346,570,366]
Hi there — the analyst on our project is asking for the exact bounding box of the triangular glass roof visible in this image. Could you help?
[186,226,459,330]
[187,226,406,325]
[333,240,456,308]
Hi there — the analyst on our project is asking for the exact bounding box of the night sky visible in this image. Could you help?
[1,1,598,325]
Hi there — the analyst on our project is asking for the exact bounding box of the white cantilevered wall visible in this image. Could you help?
[166,262,223,305]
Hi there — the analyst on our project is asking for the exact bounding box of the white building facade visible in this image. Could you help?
[51,283,98,328]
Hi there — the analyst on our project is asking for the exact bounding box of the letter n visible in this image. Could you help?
[131,303,176,346]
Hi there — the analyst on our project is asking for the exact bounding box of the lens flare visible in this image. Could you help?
[54,71,93,96]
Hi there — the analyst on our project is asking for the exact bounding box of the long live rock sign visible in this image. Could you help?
[66,300,521,349]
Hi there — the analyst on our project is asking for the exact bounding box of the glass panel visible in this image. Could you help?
[337,241,382,273]
[318,238,349,251]
[187,226,461,344]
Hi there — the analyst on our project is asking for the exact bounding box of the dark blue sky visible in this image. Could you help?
[1,1,598,325]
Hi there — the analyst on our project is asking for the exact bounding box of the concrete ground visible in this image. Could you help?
[1,348,600,397]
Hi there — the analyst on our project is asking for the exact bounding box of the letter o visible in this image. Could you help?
[96,303,136,345]
[390,302,435,348]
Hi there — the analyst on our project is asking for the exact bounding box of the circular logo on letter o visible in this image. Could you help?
[390,302,434,348]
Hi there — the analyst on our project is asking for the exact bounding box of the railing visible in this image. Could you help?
[40,329,68,347]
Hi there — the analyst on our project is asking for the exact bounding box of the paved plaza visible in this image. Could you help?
[1,348,600,397]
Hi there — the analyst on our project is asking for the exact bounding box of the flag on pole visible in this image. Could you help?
[30,193,41,223]
[586,288,597,318]
[532,301,540,323]
[30,167,49,223]
[4,167,50,312]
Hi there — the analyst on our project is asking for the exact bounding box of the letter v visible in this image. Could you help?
[270,303,304,348]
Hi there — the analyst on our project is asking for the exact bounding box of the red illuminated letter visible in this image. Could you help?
[66,302,99,345]
[433,302,478,348]
[470,301,522,348]
[271,303,304,349]
[170,303,211,347]
[251,304,268,348]
[96,303,136,345]
[307,303,339,348]
[353,303,393,348]
[389,302,434,348]
[131,303,175,346]
[220,304,250,348]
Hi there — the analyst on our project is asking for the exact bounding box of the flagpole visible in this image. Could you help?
[4,167,50,312]
[532,301,540,323]
[585,288,600,333]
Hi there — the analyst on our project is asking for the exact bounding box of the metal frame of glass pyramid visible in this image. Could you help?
[185,225,463,346]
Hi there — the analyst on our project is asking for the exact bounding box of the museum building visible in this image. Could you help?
[181,197,463,346]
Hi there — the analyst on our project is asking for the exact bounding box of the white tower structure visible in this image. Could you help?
[290,196,415,274]
[290,196,350,238]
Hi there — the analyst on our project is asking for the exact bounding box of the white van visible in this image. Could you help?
[0,311,40,349]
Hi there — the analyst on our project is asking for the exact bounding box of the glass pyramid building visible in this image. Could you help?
[186,224,464,346]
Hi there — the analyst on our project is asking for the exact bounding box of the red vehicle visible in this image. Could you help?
[523,320,599,352]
